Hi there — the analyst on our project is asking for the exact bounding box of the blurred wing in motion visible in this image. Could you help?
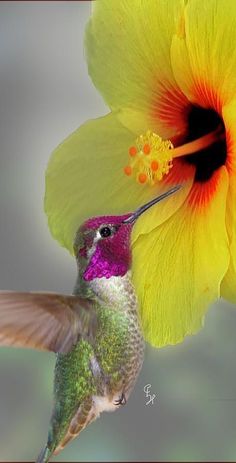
[0,292,97,354]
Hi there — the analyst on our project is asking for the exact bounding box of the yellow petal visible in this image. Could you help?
[171,0,236,108]
[132,167,229,347]
[85,0,188,138]
[220,100,236,302]
[132,159,194,242]
[45,113,190,253]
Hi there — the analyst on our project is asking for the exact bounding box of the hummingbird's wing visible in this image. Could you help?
[0,292,97,354]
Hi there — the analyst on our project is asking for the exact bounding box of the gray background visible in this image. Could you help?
[0,1,236,461]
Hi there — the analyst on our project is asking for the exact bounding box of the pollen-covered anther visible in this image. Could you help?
[129,146,137,157]
[138,173,147,184]
[123,130,174,186]
[124,165,132,176]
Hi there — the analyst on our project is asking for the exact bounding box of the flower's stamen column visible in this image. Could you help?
[171,126,224,159]
[123,127,224,185]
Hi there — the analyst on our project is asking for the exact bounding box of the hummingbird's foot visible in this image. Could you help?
[114,392,126,406]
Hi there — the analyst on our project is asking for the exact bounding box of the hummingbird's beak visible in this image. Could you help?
[122,185,182,224]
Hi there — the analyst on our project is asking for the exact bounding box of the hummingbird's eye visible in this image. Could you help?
[99,226,112,238]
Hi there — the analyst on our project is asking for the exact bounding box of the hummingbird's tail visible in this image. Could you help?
[36,445,52,463]
[52,398,98,456]
[35,398,98,463]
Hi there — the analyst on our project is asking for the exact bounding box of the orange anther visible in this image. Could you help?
[138,173,147,184]
[124,165,132,176]
[129,146,137,157]
[143,143,151,154]
[151,161,159,171]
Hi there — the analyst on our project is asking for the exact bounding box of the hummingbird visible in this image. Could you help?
[0,186,180,462]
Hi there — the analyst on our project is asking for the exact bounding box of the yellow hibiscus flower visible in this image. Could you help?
[45,0,236,347]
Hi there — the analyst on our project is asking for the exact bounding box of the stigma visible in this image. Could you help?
[123,126,225,185]
[123,131,174,185]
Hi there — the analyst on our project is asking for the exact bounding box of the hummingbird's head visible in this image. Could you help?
[74,186,181,281]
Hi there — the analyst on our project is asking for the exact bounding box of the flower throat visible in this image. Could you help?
[183,105,227,182]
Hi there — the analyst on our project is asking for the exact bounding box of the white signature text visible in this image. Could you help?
[143,383,156,405]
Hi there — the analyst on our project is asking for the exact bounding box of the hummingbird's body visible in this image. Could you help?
[43,272,144,461]
[0,186,180,462]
